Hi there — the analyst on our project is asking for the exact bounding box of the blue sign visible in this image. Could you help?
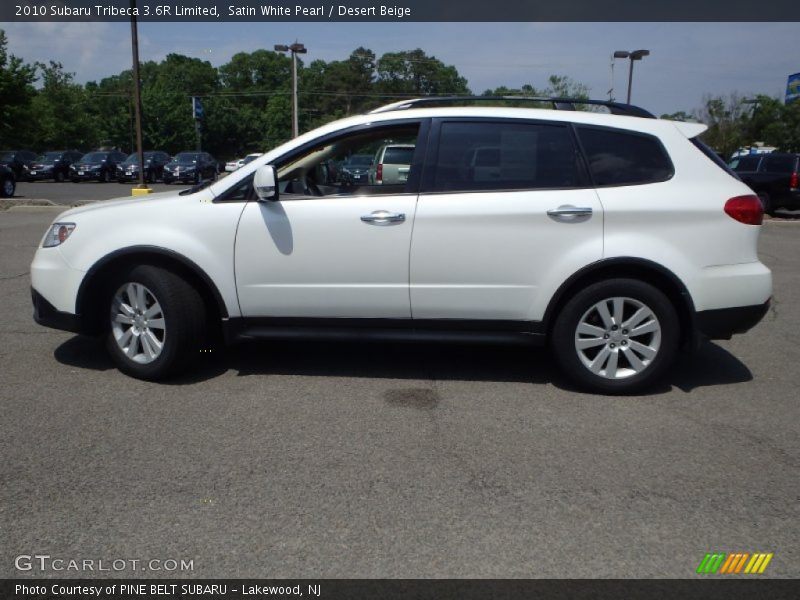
[192,96,204,120]
[787,72,800,104]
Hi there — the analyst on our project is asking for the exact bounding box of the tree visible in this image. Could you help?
[0,29,37,147]
[694,93,749,158]
[375,49,469,96]
[31,61,97,150]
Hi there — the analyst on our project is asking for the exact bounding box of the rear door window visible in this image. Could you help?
[730,155,761,172]
[576,126,673,186]
[431,120,581,192]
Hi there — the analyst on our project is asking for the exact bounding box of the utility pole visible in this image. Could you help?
[274,42,307,138]
[129,0,147,192]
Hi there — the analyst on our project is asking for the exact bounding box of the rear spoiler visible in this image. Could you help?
[669,120,708,138]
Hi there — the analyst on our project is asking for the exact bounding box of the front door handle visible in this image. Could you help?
[546,205,593,219]
[361,210,406,225]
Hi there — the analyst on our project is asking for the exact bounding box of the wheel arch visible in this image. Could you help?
[76,246,229,335]
[542,257,697,348]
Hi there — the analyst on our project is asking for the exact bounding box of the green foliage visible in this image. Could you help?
[4,26,796,162]
[0,30,37,147]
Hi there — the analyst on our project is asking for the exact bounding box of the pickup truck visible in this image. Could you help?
[730,152,800,214]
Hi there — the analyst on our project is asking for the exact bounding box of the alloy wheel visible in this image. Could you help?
[110,282,166,364]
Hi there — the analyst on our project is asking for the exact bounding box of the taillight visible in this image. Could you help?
[376,163,383,183]
[790,171,798,190]
[724,195,763,225]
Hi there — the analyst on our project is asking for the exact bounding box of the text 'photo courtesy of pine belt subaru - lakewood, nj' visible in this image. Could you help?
[30,97,772,394]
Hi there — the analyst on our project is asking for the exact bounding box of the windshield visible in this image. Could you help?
[36,152,62,164]
[0,152,15,161]
[243,154,259,165]
[382,147,414,164]
[174,153,200,163]
[123,152,154,165]
[81,152,107,163]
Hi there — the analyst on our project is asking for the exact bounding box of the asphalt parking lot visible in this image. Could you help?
[1,199,798,579]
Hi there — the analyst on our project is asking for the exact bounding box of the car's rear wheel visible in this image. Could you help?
[105,265,206,380]
[757,192,773,215]
[1,176,15,198]
[54,171,64,183]
[552,279,679,394]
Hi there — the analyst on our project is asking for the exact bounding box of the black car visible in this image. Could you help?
[117,151,171,183]
[27,150,84,182]
[731,152,800,214]
[340,153,373,185]
[162,152,218,184]
[0,150,37,179]
[70,151,128,183]
[0,165,15,198]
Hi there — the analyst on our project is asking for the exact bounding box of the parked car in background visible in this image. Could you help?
[730,152,800,214]
[0,164,15,197]
[225,153,262,173]
[163,152,218,184]
[368,143,414,185]
[117,151,171,184]
[0,150,37,179]
[340,154,373,185]
[70,151,128,183]
[27,150,84,182]
[30,97,771,393]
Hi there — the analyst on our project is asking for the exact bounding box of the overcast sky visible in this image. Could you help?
[2,21,798,116]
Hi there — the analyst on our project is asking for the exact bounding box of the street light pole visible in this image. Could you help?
[274,42,307,138]
[613,49,650,104]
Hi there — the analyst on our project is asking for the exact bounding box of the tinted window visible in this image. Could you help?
[762,154,797,173]
[730,155,761,172]
[433,121,580,192]
[577,126,673,186]
[382,147,414,165]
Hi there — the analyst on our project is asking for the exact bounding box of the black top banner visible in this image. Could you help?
[4,0,800,22]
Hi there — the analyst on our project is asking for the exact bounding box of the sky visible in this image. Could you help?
[1,21,798,117]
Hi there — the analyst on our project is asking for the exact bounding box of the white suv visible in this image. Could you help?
[31,97,772,394]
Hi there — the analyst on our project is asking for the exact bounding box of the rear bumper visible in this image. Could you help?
[695,300,770,340]
[32,288,83,334]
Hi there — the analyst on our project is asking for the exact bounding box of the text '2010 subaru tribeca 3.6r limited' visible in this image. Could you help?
[31,97,771,394]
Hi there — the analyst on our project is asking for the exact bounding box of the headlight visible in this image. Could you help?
[42,222,76,248]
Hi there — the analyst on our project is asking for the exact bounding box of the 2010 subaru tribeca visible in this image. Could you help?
[30,97,771,394]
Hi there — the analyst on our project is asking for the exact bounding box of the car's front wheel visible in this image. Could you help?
[105,265,206,380]
[552,279,679,394]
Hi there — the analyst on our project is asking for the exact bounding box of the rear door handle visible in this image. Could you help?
[360,210,406,225]
[547,205,593,219]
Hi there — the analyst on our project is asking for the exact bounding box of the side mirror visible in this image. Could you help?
[254,164,279,202]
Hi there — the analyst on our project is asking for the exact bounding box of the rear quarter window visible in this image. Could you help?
[577,126,674,187]
[762,154,798,173]
[382,147,414,165]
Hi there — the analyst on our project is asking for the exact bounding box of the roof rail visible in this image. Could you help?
[368,96,656,119]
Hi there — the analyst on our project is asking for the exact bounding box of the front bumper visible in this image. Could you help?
[71,169,103,181]
[27,169,55,180]
[32,288,83,333]
[163,171,197,183]
[696,300,770,340]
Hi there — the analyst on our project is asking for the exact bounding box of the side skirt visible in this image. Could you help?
[222,317,546,347]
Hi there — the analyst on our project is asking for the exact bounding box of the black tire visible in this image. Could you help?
[551,278,679,395]
[71,178,80,183]
[54,170,64,183]
[758,192,774,216]
[100,169,110,183]
[105,265,207,381]
[1,176,15,198]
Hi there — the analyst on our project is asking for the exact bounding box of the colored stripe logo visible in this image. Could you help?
[697,552,773,574]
